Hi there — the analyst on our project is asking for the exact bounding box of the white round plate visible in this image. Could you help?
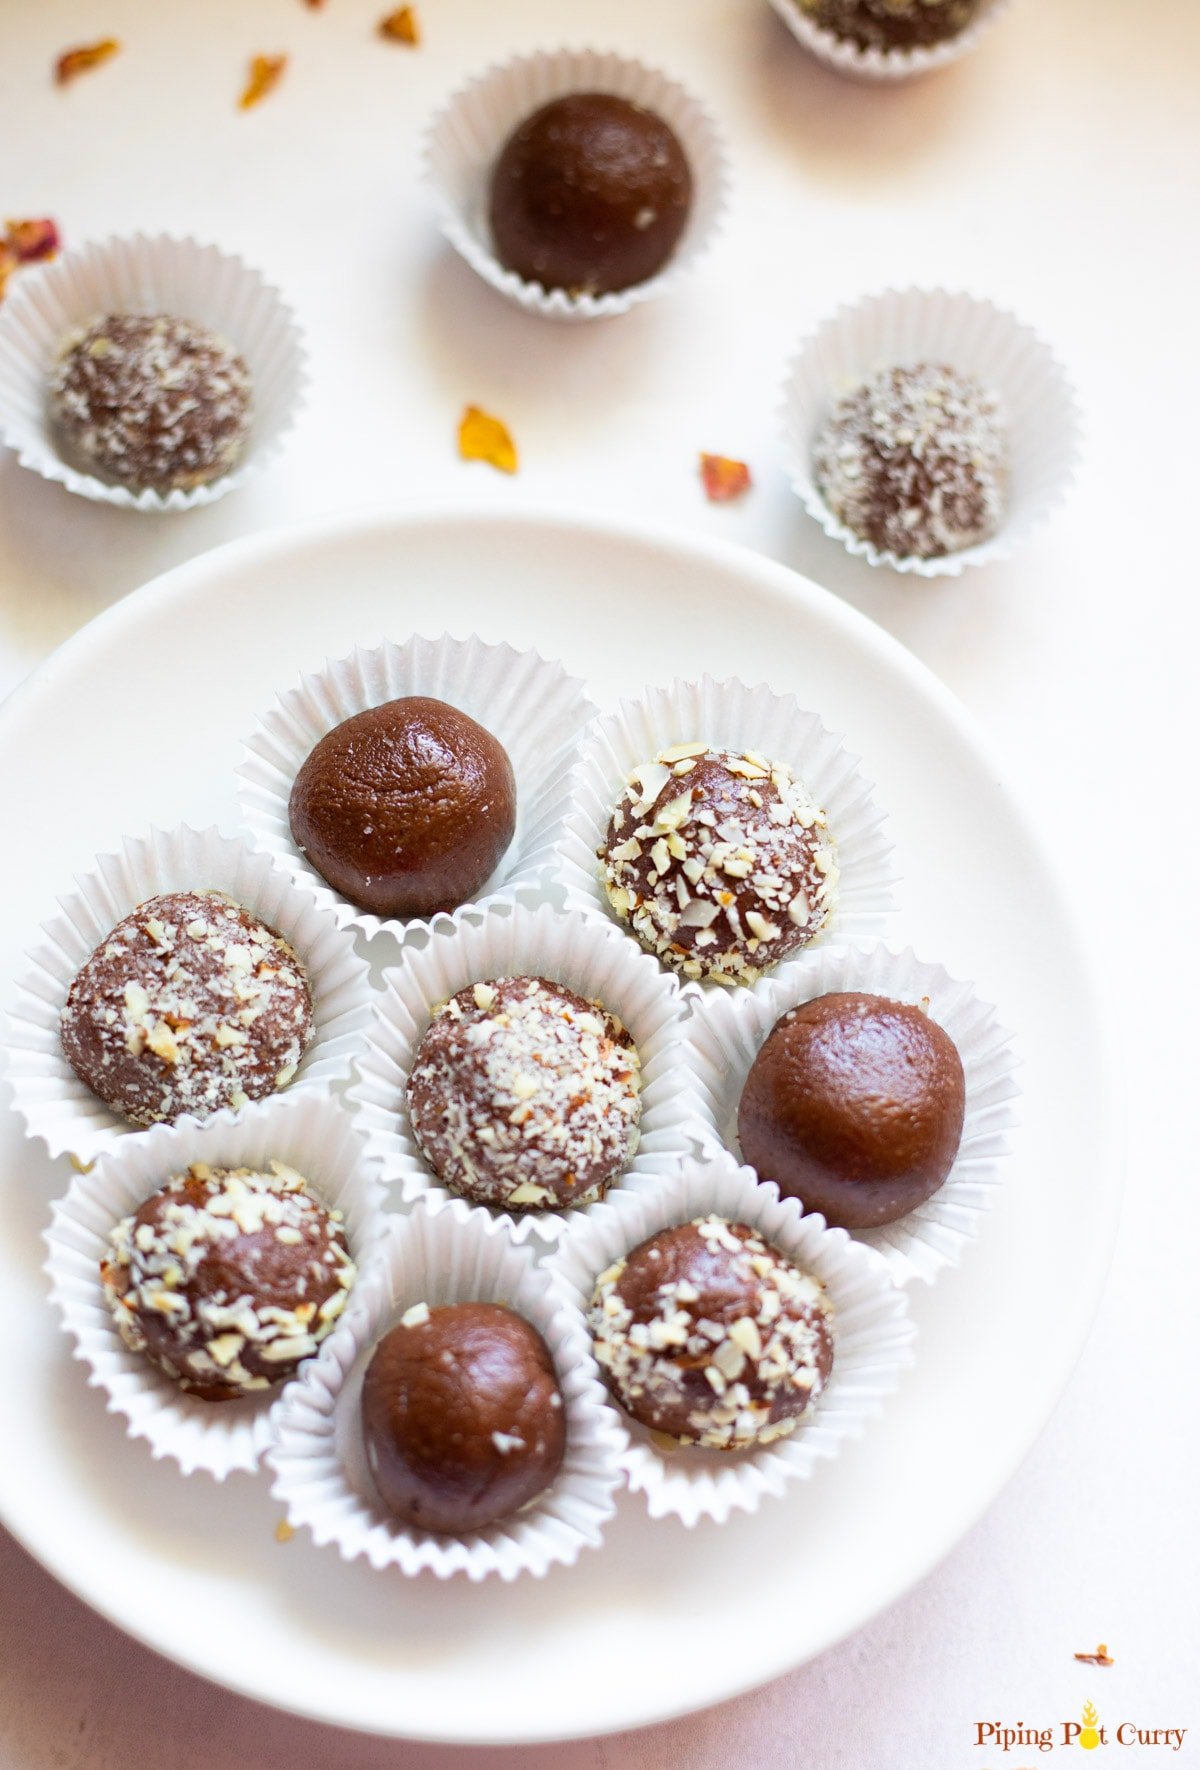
[0,508,1116,1745]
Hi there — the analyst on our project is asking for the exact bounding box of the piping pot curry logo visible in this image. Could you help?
[975,1699,1189,1755]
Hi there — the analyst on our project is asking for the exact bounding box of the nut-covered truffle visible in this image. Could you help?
[813,364,1007,560]
[288,696,517,919]
[738,992,966,1228]
[60,890,315,1128]
[796,0,984,51]
[361,1301,567,1533]
[100,1162,356,1399]
[489,92,693,296]
[590,1215,834,1449]
[406,976,641,1211]
[602,743,838,986]
[49,313,252,492]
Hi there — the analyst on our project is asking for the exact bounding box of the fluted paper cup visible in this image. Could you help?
[0,232,306,510]
[43,1093,387,1480]
[268,1199,624,1579]
[423,47,731,322]
[347,898,698,1244]
[781,287,1080,576]
[238,633,596,943]
[553,674,895,991]
[2,824,373,1167]
[685,943,1018,1285]
[767,0,1012,83]
[548,1147,915,1526]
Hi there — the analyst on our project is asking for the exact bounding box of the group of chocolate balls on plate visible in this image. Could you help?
[53,668,967,1536]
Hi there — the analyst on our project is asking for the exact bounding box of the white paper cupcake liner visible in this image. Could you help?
[347,898,699,1245]
[552,674,896,992]
[237,633,596,943]
[684,943,1018,1285]
[423,47,731,322]
[2,824,373,1166]
[268,1198,624,1579]
[43,1092,388,1480]
[767,0,1012,83]
[547,1146,915,1526]
[781,287,1081,576]
[0,233,307,511]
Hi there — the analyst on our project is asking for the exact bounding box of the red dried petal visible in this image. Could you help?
[239,54,288,110]
[6,218,60,263]
[700,453,752,504]
[55,39,120,84]
[379,6,420,43]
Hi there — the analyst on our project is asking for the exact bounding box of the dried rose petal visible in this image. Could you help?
[6,218,60,263]
[458,406,517,475]
[379,6,420,42]
[55,38,120,84]
[700,453,752,504]
[239,53,288,110]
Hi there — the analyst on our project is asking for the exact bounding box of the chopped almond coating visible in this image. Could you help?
[700,453,752,504]
[55,39,120,84]
[379,6,420,43]
[239,54,288,110]
[458,404,518,474]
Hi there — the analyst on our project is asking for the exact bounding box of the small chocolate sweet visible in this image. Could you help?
[101,1162,356,1399]
[738,992,966,1228]
[796,0,983,51]
[489,92,693,296]
[289,696,517,918]
[406,976,640,1212]
[602,743,838,986]
[49,313,252,492]
[813,363,1006,560]
[61,890,314,1128]
[590,1215,834,1449]
[361,1301,567,1533]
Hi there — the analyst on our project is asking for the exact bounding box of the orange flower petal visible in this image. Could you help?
[379,6,420,43]
[239,53,288,110]
[700,454,752,504]
[6,218,60,263]
[458,405,518,475]
[0,244,17,305]
[55,39,120,85]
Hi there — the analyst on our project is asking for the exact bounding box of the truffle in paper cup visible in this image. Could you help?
[684,943,1018,1285]
[553,674,895,991]
[0,232,306,511]
[1,824,372,1167]
[781,287,1080,576]
[423,47,731,322]
[43,1093,387,1480]
[547,1147,915,1526]
[237,633,595,943]
[347,898,698,1245]
[766,0,1012,83]
[268,1199,623,1579]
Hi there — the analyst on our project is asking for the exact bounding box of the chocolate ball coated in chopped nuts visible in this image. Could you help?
[60,891,315,1128]
[49,313,252,492]
[489,93,693,296]
[602,744,838,986]
[813,364,1007,560]
[406,976,641,1212]
[288,696,517,919]
[100,1162,356,1400]
[590,1216,834,1449]
[361,1302,567,1533]
[796,0,984,51]
[738,992,966,1228]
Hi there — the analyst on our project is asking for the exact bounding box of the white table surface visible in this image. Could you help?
[1,0,1197,1762]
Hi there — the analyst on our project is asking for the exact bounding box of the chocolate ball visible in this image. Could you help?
[406,976,641,1212]
[590,1215,834,1449]
[602,743,838,986]
[489,92,693,296]
[288,696,517,918]
[796,0,984,51]
[100,1163,356,1400]
[738,992,966,1228]
[813,364,1007,560]
[49,313,252,492]
[60,890,314,1128]
[361,1302,567,1533]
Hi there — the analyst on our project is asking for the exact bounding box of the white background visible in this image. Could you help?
[0,0,1196,1764]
